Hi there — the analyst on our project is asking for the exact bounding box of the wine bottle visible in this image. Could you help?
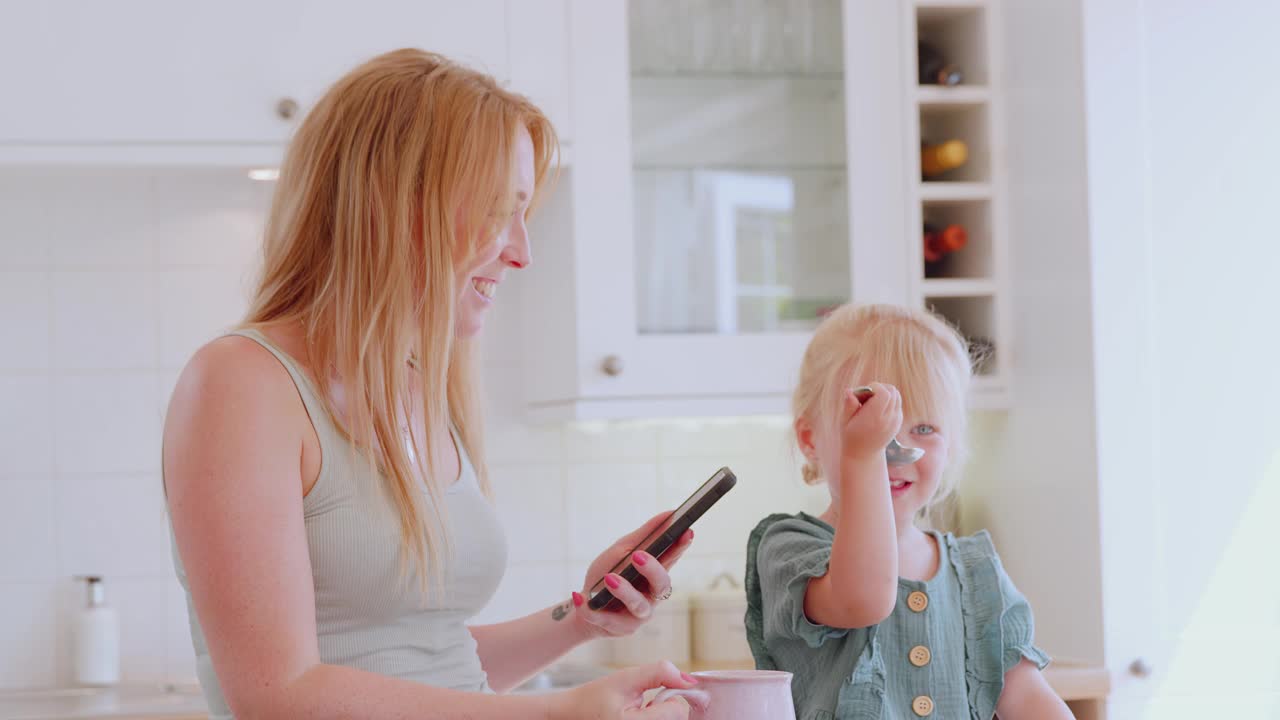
[921,140,968,178]
[918,43,963,86]
[924,223,966,278]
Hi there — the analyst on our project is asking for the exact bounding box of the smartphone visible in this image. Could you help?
[586,466,738,611]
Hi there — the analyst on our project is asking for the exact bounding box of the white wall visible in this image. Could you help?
[1083,0,1280,717]
[0,169,828,688]
[957,0,1105,665]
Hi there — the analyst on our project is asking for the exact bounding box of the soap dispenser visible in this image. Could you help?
[73,575,120,686]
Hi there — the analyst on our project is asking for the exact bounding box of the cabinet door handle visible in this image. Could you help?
[1129,658,1152,678]
[601,355,624,377]
[276,98,300,121]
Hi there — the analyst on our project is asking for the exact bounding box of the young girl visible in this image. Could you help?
[744,304,1072,719]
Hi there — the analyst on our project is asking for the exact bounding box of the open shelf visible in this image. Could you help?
[918,181,990,201]
[925,294,997,376]
[915,85,990,108]
[920,103,990,182]
[910,0,1006,403]
[922,197,992,278]
[916,4,990,86]
[921,278,995,297]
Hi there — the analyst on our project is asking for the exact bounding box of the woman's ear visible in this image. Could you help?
[794,415,818,463]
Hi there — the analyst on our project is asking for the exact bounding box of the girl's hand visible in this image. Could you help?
[551,661,696,719]
[840,382,903,463]
[572,512,695,639]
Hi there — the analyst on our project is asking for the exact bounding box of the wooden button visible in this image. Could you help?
[912,695,934,717]
[907,590,929,612]
[909,645,932,667]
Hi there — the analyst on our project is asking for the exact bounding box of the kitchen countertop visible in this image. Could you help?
[0,662,1109,717]
[0,684,208,720]
[0,664,612,719]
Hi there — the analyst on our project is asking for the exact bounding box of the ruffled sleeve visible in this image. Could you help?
[746,514,854,652]
[947,530,1051,719]
[994,547,1051,673]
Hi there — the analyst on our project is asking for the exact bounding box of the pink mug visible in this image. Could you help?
[650,670,795,720]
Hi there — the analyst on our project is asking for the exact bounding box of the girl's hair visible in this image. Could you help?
[243,48,558,594]
[792,304,973,512]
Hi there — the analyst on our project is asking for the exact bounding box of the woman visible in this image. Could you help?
[163,49,696,719]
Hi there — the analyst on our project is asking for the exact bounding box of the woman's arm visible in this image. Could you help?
[163,339,590,720]
[469,599,593,693]
[994,659,1075,720]
[472,516,695,693]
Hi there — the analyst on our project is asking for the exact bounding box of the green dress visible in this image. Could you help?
[745,513,1049,720]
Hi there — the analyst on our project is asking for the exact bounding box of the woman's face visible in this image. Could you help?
[454,126,535,338]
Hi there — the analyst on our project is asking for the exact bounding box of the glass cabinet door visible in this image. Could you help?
[628,0,851,335]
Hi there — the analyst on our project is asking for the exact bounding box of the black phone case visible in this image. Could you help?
[586,467,738,611]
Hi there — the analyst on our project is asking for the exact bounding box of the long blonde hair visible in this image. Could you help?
[244,48,558,592]
[793,304,973,513]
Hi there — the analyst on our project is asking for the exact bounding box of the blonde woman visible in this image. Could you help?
[164,49,696,719]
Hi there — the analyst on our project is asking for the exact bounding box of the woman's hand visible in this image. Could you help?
[571,512,695,639]
[840,382,902,463]
[551,661,696,720]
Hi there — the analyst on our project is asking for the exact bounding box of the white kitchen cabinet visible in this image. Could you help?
[0,0,569,164]
[525,0,994,420]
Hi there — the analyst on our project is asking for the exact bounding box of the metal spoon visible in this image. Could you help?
[851,386,925,466]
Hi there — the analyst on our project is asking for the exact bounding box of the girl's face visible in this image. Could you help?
[798,384,952,527]
[886,410,950,527]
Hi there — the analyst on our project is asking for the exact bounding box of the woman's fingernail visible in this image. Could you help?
[632,551,648,566]
[687,529,695,540]
[681,672,698,684]
[605,574,621,589]
[572,592,585,607]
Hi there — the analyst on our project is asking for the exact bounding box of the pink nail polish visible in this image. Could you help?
[604,574,621,589]
[632,551,648,566]
[571,592,584,607]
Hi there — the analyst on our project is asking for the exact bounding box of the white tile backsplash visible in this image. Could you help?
[0,584,60,689]
[471,563,572,627]
[152,174,270,268]
[110,579,176,684]
[0,375,54,473]
[48,174,155,269]
[0,168,828,691]
[53,373,161,474]
[56,474,170,578]
[53,271,158,370]
[490,464,568,566]
[566,463,661,564]
[566,421,660,462]
[657,416,794,460]
[0,175,53,269]
[0,475,57,582]
[157,268,251,369]
[0,271,52,369]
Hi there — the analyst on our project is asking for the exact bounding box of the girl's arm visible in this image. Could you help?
[472,516,695,693]
[804,384,902,629]
[994,660,1075,720]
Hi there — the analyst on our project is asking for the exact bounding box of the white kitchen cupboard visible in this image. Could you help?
[0,0,569,164]
[523,0,917,421]
[525,0,1013,420]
